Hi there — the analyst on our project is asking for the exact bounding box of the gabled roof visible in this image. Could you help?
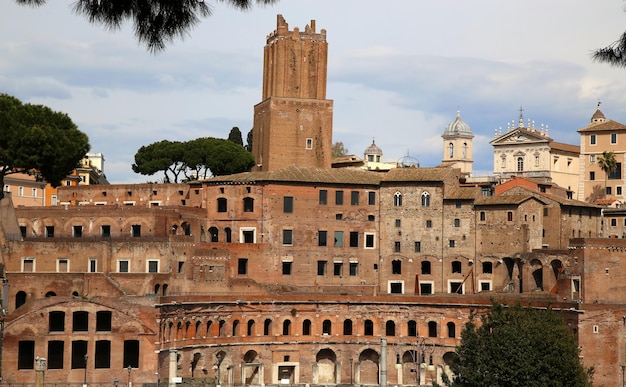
[444,186,482,200]
[204,164,383,186]
[489,127,552,146]
[577,119,626,133]
[549,141,580,155]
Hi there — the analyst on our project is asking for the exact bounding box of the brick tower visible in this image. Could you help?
[252,15,333,171]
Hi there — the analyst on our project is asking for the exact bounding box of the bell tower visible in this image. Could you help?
[252,15,333,171]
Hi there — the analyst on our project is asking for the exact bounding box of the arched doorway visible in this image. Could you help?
[358,349,379,385]
[243,350,261,385]
[315,348,337,384]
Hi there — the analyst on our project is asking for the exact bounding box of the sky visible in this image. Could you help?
[2,1,626,183]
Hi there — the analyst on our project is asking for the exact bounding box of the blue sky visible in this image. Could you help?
[2,1,626,183]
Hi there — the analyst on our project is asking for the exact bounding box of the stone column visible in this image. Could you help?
[35,357,46,387]
[168,349,178,387]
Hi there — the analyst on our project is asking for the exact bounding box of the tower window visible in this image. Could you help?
[305,138,313,149]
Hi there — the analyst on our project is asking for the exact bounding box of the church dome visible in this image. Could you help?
[364,139,383,156]
[443,111,473,137]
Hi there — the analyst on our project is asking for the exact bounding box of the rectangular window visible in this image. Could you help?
[619,186,623,196]
[426,220,432,228]
[611,133,618,144]
[395,219,401,227]
[349,262,358,276]
[449,240,456,248]
[46,225,54,238]
[58,259,69,273]
[71,340,88,369]
[335,190,344,205]
[333,262,343,276]
[590,134,596,145]
[89,258,97,273]
[454,218,460,227]
[351,191,359,205]
[123,340,139,368]
[334,231,344,247]
[607,186,613,195]
[590,154,596,163]
[20,226,26,238]
[543,208,549,216]
[240,227,256,243]
[317,261,327,276]
[456,201,462,208]
[118,260,129,273]
[237,258,248,275]
[131,224,141,237]
[32,188,37,197]
[95,340,111,369]
[282,229,293,245]
[47,341,64,369]
[420,282,433,295]
[49,311,65,332]
[101,225,111,238]
[305,138,313,149]
[147,260,159,273]
[480,281,492,292]
[18,186,24,197]
[365,233,375,249]
[480,211,486,221]
[368,191,376,205]
[394,241,401,253]
[318,230,327,246]
[610,162,622,180]
[18,341,35,369]
[349,231,359,247]
[319,190,328,205]
[73,226,82,238]
[283,196,294,213]
[96,311,112,332]
[450,281,464,294]
[590,171,595,181]
[414,241,421,253]
[73,311,88,332]
[22,258,34,272]
[51,194,58,206]
[282,261,292,275]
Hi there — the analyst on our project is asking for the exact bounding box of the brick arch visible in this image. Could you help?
[315,348,337,384]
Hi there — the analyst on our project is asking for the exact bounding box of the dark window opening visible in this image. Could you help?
[264,319,272,336]
[451,261,462,273]
[101,225,111,238]
[318,231,327,246]
[46,226,54,238]
[18,341,35,369]
[482,262,493,274]
[394,241,401,253]
[333,262,342,276]
[16,291,27,308]
[364,320,374,336]
[96,311,112,332]
[414,241,421,253]
[319,190,328,205]
[283,196,294,213]
[408,320,417,337]
[47,341,64,369]
[243,230,254,243]
[420,283,433,295]
[71,340,87,369]
[282,320,291,335]
[343,320,353,335]
[282,262,292,275]
[350,231,359,247]
[20,226,26,238]
[283,229,293,245]
[349,262,358,276]
[73,225,82,238]
[238,258,248,275]
[428,321,437,338]
[123,340,139,368]
[317,261,327,276]
[243,197,254,212]
[386,320,396,336]
[351,191,359,205]
[49,311,65,332]
[390,282,403,294]
[95,340,111,369]
[392,260,402,274]
[447,322,456,338]
[302,320,311,336]
[368,191,376,205]
[131,224,141,237]
[335,190,344,205]
[421,261,431,275]
[73,311,89,332]
[217,198,227,212]
[209,227,219,242]
[322,320,332,335]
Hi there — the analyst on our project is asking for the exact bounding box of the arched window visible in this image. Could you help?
[394,192,402,207]
[247,320,255,336]
[264,319,272,336]
[517,157,524,172]
[45,291,56,297]
[218,320,226,336]
[225,227,232,243]
[343,319,353,335]
[421,261,431,275]
[322,319,332,335]
[447,322,456,338]
[243,197,254,212]
[15,291,27,308]
[449,143,454,158]
[386,320,396,336]
[364,319,374,336]
[428,321,437,337]
[302,319,311,336]
[421,192,430,207]
[217,198,227,212]
[282,320,291,335]
[462,142,467,158]
[232,320,240,336]
[408,320,417,337]
[209,227,219,242]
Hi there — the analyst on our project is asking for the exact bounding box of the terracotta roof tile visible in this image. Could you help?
[577,119,626,133]
[204,165,383,185]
